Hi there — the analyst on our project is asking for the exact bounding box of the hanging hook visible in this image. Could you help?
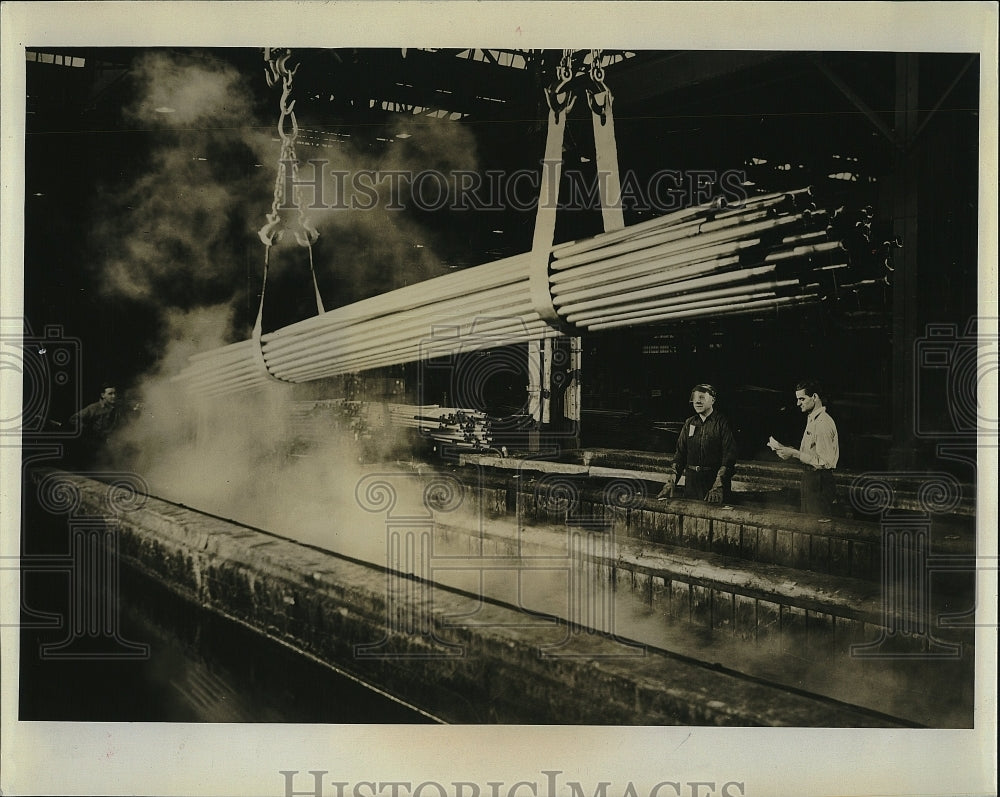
[586,49,611,125]
[258,215,283,247]
[294,222,320,248]
[546,49,579,123]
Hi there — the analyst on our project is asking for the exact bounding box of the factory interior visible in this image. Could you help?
[14,45,990,728]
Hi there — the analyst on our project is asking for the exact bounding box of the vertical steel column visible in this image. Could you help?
[542,337,553,425]
[527,339,543,449]
[890,53,921,468]
[565,336,583,449]
[528,107,568,450]
[564,69,626,449]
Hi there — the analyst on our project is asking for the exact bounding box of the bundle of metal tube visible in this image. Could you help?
[175,187,840,398]
[174,339,277,400]
[549,188,835,331]
[174,251,560,398]
[259,251,560,383]
[387,403,493,450]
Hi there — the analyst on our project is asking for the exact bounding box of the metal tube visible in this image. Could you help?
[765,241,845,262]
[261,261,530,352]
[274,316,554,378]
[548,198,723,259]
[549,214,796,288]
[285,322,555,378]
[288,322,560,379]
[577,289,781,329]
[734,186,812,208]
[187,339,257,364]
[552,250,752,307]
[780,230,828,246]
[550,206,780,272]
[565,274,794,325]
[190,373,275,399]
[281,330,554,382]
[262,203,810,362]
[180,358,261,387]
[262,283,534,364]
[550,239,760,297]
[263,297,538,371]
[176,357,261,387]
[691,293,819,319]
[554,256,746,315]
[596,204,774,246]
[179,186,831,393]
[584,292,817,331]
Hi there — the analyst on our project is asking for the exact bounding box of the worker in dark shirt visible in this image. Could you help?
[656,383,738,503]
[70,383,120,446]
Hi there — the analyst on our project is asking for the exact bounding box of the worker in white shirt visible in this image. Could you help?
[769,379,840,516]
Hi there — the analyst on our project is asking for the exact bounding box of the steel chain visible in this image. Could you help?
[259,48,320,249]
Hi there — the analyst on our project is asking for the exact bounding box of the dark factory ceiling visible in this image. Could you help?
[27,47,950,137]
[26,48,795,128]
[24,47,977,191]
[21,46,979,319]
[27,47,973,262]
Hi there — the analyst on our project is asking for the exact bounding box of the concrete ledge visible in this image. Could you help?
[37,468,913,727]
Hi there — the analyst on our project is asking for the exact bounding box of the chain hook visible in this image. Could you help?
[545,49,578,122]
[264,47,294,88]
[258,214,283,247]
[585,49,611,125]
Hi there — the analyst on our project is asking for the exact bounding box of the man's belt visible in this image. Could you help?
[685,465,717,473]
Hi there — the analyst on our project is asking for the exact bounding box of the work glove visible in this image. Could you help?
[706,468,726,503]
[655,473,676,500]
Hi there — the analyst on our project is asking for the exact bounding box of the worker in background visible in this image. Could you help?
[769,379,840,516]
[68,383,121,462]
[657,383,738,503]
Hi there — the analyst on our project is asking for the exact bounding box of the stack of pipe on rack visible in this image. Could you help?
[288,398,365,441]
[387,403,493,450]
[175,187,844,398]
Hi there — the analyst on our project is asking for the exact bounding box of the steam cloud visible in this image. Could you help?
[94,51,270,313]
[88,49,482,561]
[106,302,419,568]
[278,111,484,307]
[92,48,484,344]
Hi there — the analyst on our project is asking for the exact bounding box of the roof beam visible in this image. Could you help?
[809,54,898,145]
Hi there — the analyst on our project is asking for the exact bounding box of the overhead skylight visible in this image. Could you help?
[26,51,85,67]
